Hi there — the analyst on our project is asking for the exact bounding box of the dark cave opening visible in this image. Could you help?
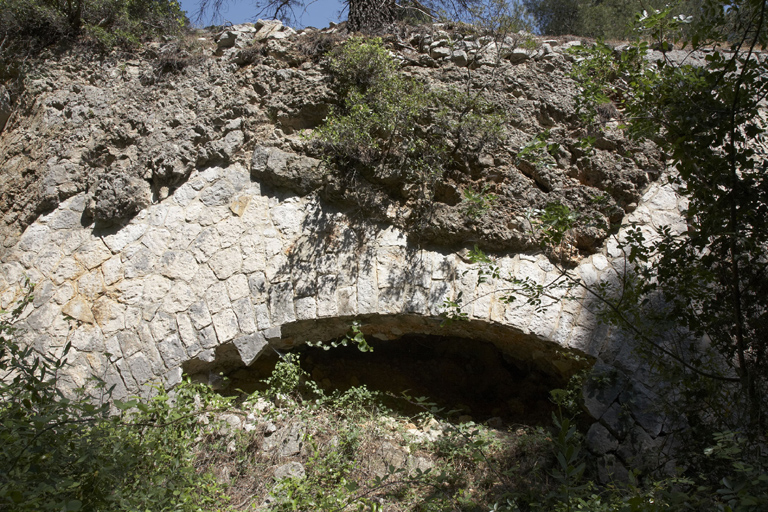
[215,334,565,427]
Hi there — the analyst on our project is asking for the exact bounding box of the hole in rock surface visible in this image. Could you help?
[221,334,564,426]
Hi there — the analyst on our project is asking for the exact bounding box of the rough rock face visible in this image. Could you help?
[0,22,681,477]
[0,22,663,257]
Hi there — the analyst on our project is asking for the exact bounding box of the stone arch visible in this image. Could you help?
[0,162,685,440]
[181,312,592,386]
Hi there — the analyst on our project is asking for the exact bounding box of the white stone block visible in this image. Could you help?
[503,298,536,334]
[248,272,268,303]
[206,281,231,314]
[432,277,456,316]
[648,185,679,211]
[192,227,221,263]
[357,271,378,315]
[265,252,289,283]
[101,255,124,285]
[92,296,125,335]
[188,300,213,329]
[212,308,240,343]
[217,216,245,248]
[472,281,494,320]
[165,206,186,227]
[141,228,171,256]
[116,278,143,306]
[25,302,61,331]
[316,254,339,275]
[317,275,338,317]
[150,310,177,341]
[162,282,196,313]
[577,263,598,287]
[377,247,406,288]
[102,223,147,253]
[232,297,258,334]
[527,295,561,340]
[176,313,200,350]
[146,204,169,225]
[172,223,202,250]
[268,282,296,325]
[73,239,113,269]
[240,234,266,274]
[158,333,186,368]
[124,306,142,329]
[208,247,242,280]
[173,182,199,206]
[233,332,268,365]
[378,287,405,314]
[378,226,408,247]
[336,286,357,316]
[18,224,52,253]
[552,312,575,345]
[271,200,305,238]
[592,254,609,271]
[127,353,154,386]
[51,257,85,285]
[226,273,250,301]
[78,270,105,300]
[404,285,429,315]
[33,248,64,279]
[123,248,156,279]
[104,335,123,361]
[190,266,218,297]
[199,324,218,349]
[143,274,171,303]
[294,296,317,320]
[254,302,271,330]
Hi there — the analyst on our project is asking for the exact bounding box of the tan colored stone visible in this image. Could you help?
[229,195,250,216]
[62,295,95,324]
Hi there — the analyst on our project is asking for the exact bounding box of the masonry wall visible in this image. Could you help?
[0,158,686,477]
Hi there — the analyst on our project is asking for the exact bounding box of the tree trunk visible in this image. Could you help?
[347,0,396,33]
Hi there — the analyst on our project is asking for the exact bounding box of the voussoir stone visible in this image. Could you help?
[208,247,242,280]
[160,251,197,280]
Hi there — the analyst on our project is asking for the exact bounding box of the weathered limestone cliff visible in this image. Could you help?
[0,21,685,476]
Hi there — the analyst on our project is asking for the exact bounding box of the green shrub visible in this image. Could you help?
[315,37,505,207]
[0,0,187,51]
[522,0,702,39]
[327,36,399,98]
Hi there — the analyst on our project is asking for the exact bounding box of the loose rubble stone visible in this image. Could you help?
[262,422,305,458]
[274,462,306,480]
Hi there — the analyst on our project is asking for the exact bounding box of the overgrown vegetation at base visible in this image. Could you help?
[0,289,559,511]
[0,286,228,511]
[4,280,768,510]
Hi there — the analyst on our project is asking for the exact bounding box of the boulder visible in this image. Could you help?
[251,145,326,195]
